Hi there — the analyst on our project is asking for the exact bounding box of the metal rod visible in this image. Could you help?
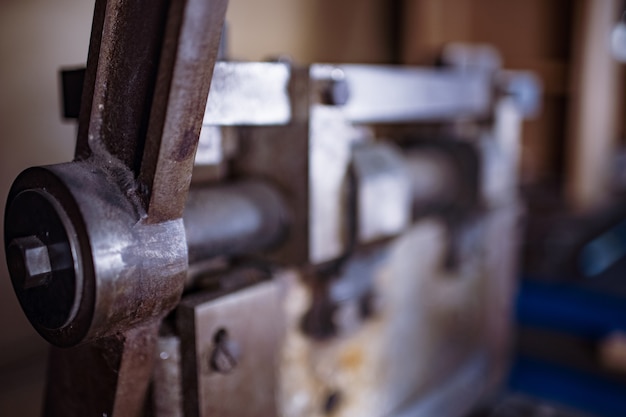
[184,180,289,264]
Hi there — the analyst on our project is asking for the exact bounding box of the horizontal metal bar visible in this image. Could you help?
[205,63,493,126]
[312,64,493,123]
[204,62,292,126]
[64,63,500,126]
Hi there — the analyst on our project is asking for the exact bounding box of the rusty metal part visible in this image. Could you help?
[44,323,160,417]
[4,0,228,415]
[137,0,228,223]
[74,0,171,173]
[5,162,194,350]
[5,0,227,345]
[184,180,289,264]
[177,279,284,417]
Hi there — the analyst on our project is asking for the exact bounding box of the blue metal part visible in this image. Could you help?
[508,356,626,417]
[515,279,626,339]
[512,279,626,416]
[579,220,626,277]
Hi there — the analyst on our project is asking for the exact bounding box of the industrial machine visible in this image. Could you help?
[2,0,539,416]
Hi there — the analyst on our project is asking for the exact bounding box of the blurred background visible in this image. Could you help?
[1,0,626,416]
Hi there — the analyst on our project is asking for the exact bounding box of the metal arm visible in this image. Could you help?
[4,0,227,415]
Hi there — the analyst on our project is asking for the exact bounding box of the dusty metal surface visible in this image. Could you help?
[204,62,291,126]
[278,203,520,417]
[271,74,526,417]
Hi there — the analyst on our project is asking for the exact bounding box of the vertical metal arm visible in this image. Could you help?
[76,0,228,222]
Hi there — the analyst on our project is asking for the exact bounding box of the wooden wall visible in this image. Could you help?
[402,0,576,187]
[401,0,625,211]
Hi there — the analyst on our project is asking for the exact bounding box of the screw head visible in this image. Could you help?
[210,329,240,374]
[319,68,350,106]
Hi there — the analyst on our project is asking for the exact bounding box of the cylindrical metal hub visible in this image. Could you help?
[4,163,188,347]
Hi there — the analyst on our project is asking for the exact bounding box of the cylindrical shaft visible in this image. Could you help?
[184,180,289,264]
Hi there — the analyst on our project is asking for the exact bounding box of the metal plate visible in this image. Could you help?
[177,280,284,417]
[204,62,291,126]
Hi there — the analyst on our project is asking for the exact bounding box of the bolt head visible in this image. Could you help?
[8,236,52,289]
[5,184,82,334]
[322,79,350,106]
[210,345,238,374]
[210,329,240,374]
